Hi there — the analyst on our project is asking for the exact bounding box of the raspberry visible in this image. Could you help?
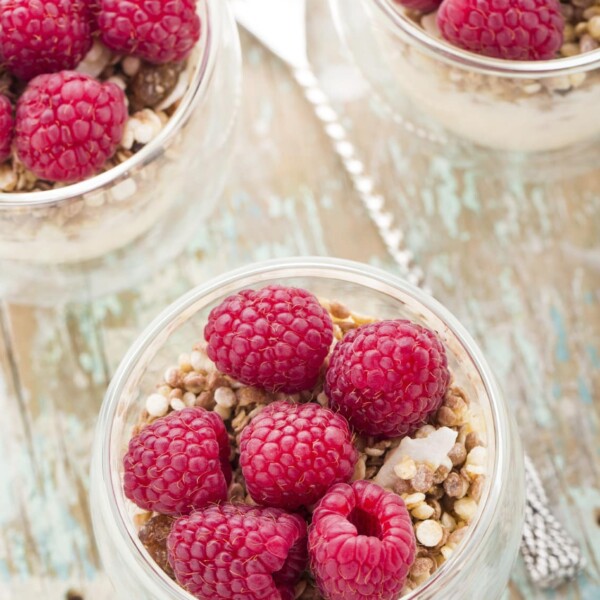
[204,285,334,394]
[437,0,564,60]
[0,0,93,81]
[393,0,441,13]
[325,320,450,439]
[309,480,416,600]
[15,71,127,183]
[0,95,13,163]
[123,407,231,516]
[97,0,201,64]
[167,504,308,600]
[240,401,358,510]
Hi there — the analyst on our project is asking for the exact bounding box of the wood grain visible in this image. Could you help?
[0,3,598,599]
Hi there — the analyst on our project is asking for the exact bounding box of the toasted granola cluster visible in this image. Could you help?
[130,296,488,599]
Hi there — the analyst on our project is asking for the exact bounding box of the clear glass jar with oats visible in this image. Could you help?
[0,0,241,304]
[90,258,525,600]
[329,0,600,168]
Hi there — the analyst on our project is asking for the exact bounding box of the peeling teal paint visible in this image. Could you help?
[586,345,600,369]
[581,576,600,600]
[514,332,553,428]
[462,169,480,213]
[530,186,552,236]
[246,45,264,66]
[254,98,274,135]
[498,267,522,317]
[425,255,454,288]
[577,377,593,405]
[299,187,328,256]
[483,334,514,382]
[431,157,462,239]
[421,187,435,217]
[0,560,9,580]
[550,307,570,363]
[321,194,333,210]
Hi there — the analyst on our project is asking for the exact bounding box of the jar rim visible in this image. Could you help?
[94,257,512,599]
[372,0,600,78]
[0,0,218,209]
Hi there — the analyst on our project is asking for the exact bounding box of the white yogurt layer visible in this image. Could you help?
[0,182,177,264]
[393,54,600,152]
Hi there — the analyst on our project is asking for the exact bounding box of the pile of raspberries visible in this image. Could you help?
[0,0,201,184]
[123,284,452,600]
[394,0,565,61]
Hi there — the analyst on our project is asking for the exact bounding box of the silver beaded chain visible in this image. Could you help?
[292,64,586,589]
[521,457,585,587]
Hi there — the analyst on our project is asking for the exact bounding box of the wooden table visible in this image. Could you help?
[1,3,598,599]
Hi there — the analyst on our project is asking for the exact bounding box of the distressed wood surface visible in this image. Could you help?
[0,3,599,599]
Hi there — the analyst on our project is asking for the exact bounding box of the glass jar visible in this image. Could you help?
[0,0,241,304]
[329,0,600,170]
[90,257,525,600]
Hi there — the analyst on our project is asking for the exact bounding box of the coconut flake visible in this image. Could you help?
[374,427,458,488]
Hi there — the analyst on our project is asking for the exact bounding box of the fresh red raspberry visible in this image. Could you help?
[0,0,93,81]
[393,0,441,14]
[167,504,308,600]
[309,480,416,600]
[15,71,127,183]
[240,401,358,510]
[0,95,13,163]
[204,285,334,394]
[123,407,231,516]
[437,0,564,60]
[97,0,201,64]
[325,320,450,439]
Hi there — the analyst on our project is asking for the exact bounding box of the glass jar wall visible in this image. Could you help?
[91,258,525,600]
